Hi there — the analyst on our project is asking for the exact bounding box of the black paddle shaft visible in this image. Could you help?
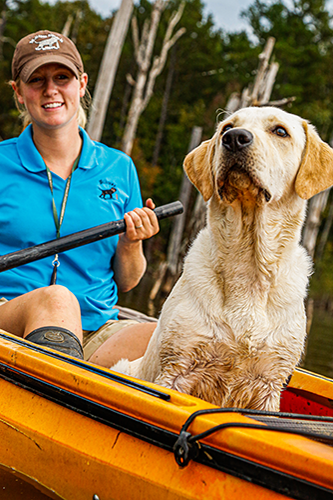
[0,201,183,273]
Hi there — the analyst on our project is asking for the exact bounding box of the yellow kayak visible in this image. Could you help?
[0,329,333,500]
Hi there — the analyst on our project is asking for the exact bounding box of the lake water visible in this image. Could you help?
[302,308,333,378]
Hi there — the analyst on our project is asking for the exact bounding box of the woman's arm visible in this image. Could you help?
[113,199,159,293]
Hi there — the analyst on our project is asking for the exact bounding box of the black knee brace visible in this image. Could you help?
[25,327,84,359]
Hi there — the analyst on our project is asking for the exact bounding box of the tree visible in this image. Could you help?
[121,0,185,155]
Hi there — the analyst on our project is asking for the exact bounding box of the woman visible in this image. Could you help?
[0,30,159,364]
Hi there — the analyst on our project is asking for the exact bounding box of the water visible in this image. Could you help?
[303,308,333,378]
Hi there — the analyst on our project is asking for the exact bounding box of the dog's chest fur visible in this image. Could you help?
[151,194,311,409]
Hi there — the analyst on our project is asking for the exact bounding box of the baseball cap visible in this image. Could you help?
[12,30,84,83]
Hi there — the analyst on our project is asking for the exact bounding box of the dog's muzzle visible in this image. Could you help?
[217,129,271,204]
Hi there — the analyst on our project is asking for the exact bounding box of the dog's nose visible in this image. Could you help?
[222,129,253,152]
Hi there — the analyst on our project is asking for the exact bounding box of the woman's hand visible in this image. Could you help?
[122,198,160,244]
[114,199,160,292]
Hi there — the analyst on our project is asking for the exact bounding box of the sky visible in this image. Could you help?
[88,0,255,32]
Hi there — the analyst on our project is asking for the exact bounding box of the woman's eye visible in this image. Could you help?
[273,126,289,137]
[28,77,43,84]
[222,124,233,134]
[55,74,70,83]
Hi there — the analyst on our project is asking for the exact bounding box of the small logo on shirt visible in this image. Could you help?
[29,34,63,51]
[99,180,118,200]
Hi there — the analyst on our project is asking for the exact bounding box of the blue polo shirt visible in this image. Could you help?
[0,125,143,330]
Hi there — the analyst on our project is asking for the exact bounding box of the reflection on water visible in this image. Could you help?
[303,308,333,379]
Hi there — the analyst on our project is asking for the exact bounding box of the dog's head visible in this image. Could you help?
[184,106,333,204]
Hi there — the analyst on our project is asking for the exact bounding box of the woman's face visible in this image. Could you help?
[12,63,88,132]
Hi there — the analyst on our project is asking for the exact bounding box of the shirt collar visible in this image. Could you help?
[78,127,98,170]
[17,125,98,172]
[17,125,45,173]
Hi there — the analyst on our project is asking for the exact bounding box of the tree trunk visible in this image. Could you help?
[121,71,150,154]
[302,190,330,259]
[316,195,333,262]
[71,10,83,44]
[87,0,134,141]
[250,37,276,104]
[62,14,73,37]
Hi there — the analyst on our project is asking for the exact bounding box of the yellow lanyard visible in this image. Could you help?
[45,155,80,285]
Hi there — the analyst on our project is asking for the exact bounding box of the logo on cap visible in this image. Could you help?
[29,33,63,51]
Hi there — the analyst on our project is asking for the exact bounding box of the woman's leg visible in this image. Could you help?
[0,285,82,341]
[88,322,156,368]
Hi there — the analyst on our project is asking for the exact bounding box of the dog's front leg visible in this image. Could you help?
[153,343,235,407]
[155,369,230,406]
[228,375,285,412]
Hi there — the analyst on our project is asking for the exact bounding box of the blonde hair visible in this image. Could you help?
[12,74,91,130]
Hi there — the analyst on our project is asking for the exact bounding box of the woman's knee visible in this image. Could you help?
[33,285,80,312]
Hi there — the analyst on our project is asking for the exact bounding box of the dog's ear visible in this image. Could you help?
[295,121,333,200]
[183,137,215,201]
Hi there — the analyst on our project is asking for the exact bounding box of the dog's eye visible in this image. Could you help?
[222,124,233,134]
[272,126,289,137]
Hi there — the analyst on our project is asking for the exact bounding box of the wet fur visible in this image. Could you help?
[113,107,333,411]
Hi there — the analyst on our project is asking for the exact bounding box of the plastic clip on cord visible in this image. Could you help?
[173,431,199,467]
[50,255,60,286]
[173,407,333,468]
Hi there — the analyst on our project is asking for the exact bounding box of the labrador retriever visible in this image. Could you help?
[113,106,333,411]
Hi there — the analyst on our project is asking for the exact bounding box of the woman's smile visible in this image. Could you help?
[42,102,64,110]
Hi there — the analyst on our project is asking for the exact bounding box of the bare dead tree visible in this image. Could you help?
[87,0,134,141]
[316,195,333,263]
[62,14,73,37]
[71,10,83,44]
[62,10,82,42]
[301,190,331,337]
[301,190,333,334]
[302,190,330,259]
[121,0,186,155]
